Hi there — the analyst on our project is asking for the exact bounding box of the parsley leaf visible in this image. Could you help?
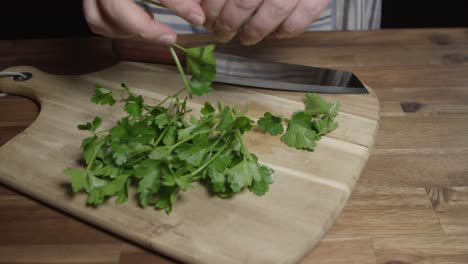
[304,93,340,117]
[175,44,216,96]
[91,86,116,106]
[257,112,284,136]
[66,44,342,214]
[78,116,102,132]
[64,168,89,192]
[281,112,317,150]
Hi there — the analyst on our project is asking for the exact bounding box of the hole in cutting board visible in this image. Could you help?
[0,94,40,146]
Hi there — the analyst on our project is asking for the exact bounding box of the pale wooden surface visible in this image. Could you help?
[0,53,378,263]
[1,28,468,264]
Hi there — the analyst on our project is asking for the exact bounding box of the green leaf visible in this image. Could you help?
[181,45,216,96]
[91,86,116,106]
[175,176,192,191]
[207,165,227,193]
[304,93,340,117]
[111,143,130,166]
[281,112,317,150]
[93,164,120,178]
[155,186,179,214]
[249,179,269,196]
[227,160,261,192]
[82,136,106,166]
[116,180,129,204]
[154,113,171,129]
[148,146,171,160]
[124,95,144,117]
[201,102,215,115]
[100,173,130,198]
[190,80,213,96]
[216,106,234,131]
[257,112,284,136]
[64,168,89,192]
[136,160,161,207]
[312,116,339,136]
[233,116,254,134]
[109,118,129,142]
[78,116,102,132]
[163,124,178,145]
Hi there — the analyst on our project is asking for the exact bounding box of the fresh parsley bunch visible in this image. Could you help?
[64,44,339,214]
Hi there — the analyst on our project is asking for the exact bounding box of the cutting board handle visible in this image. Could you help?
[0,66,41,101]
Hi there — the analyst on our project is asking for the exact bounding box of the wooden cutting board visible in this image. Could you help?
[0,62,379,264]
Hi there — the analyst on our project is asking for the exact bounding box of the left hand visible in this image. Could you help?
[202,0,331,45]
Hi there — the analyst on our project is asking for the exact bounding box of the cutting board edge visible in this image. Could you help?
[0,63,381,264]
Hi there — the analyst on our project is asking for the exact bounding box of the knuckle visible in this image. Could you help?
[234,0,260,10]
[280,23,301,36]
[267,0,294,16]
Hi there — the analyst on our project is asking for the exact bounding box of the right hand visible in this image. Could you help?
[83,0,206,45]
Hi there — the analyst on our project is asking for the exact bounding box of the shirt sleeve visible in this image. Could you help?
[135,0,382,34]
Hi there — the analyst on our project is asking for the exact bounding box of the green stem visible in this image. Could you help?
[156,88,185,107]
[188,144,228,180]
[154,128,168,146]
[169,46,192,96]
[141,0,165,8]
[236,130,252,161]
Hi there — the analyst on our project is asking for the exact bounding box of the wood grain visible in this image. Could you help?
[0,58,378,262]
[1,28,468,263]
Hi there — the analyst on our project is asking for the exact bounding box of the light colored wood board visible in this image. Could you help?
[373,235,468,264]
[0,64,379,263]
[301,239,377,264]
[426,187,468,235]
[0,244,121,264]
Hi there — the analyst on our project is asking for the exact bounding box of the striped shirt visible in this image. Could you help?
[136,0,382,34]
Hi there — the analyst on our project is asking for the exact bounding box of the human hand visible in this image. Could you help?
[83,0,206,45]
[202,0,331,45]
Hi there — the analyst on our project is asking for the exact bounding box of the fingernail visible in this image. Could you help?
[159,34,176,45]
[188,13,205,26]
[275,32,289,39]
[215,32,236,43]
[241,38,257,46]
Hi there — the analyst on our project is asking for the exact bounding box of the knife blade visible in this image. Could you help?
[112,40,368,94]
[214,52,368,94]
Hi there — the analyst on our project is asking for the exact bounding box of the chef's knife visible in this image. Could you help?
[112,40,368,94]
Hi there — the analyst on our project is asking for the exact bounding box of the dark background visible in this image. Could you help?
[0,0,467,39]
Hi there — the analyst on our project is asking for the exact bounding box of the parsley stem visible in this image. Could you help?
[156,88,185,107]
[169,46,192,96]
[188,144,228,180]
[141,0,165,8]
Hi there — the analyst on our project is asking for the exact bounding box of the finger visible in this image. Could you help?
[97,0,177,45]
[202,0,227,31]
[83,0,131,37]
[160,0,205,26]
[239,0,299,45]
[275,0,330,39]
[213,0,263,43]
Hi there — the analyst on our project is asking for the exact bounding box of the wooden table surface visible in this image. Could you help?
[1,28,468,264]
